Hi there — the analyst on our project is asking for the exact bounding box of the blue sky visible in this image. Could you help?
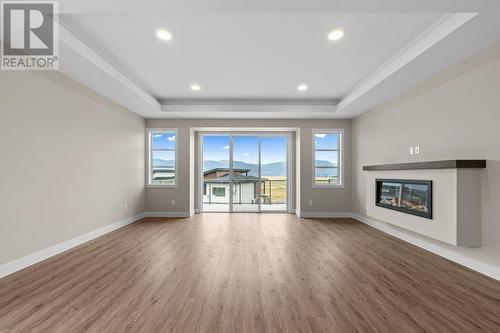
[152,132,175,150]
[314,133,339,150]
[202,135,287,164]
[153,133,338,165]
[151,132,176,166]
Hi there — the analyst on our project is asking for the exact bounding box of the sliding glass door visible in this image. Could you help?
[201,133,288,213]
[232,136,260,212]
[260,136,288,211]
[202,135,230,212]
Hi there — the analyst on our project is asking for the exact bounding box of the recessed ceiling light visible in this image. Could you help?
[156,29,172,41]
[190,84,201,91]
[328,29,344,41]
[297,84,308,92]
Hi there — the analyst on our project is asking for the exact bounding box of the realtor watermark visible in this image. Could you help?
[1,1,58,70]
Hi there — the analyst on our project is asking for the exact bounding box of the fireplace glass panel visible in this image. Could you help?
[379,182,402,206]
[401,183,430,213]
[376,179,432,219]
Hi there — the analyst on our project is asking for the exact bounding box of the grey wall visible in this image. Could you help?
[0,70,146,264]
[145,119,351,215]
[351,43,500,270]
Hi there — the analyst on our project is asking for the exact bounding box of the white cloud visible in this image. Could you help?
[167,136,175,141]
[315,133,327,139]
[222,145,230,150]
[153,134,162,138]
[243,153,250,157]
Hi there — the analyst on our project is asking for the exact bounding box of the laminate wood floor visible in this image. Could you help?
[1,214,499,333]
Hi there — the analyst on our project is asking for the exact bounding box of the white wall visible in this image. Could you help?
[145,119,351,215]
[351,43,500,271]
[0,70,146,264]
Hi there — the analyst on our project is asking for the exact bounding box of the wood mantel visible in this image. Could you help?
[363,160,486,171]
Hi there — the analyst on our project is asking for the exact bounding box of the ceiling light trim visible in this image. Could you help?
[337,12,477,112]
[328,29,344,41]
[297,84,309,91]
[190,84,201,91]
[156,29,172,41]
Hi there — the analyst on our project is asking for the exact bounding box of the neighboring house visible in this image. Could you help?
[152,167,175,181]
[203,168,267,204]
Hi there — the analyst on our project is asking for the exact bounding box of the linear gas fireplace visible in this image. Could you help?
[376,179,432,219]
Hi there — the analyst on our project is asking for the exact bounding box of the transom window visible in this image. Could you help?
[313,129,343,187]
[148,130,176,186]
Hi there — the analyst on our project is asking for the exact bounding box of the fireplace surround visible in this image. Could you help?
[364,160,485,247]
[376,179,432,219]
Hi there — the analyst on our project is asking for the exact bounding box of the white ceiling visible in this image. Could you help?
[63,13,441,100]
[51,0,500,118]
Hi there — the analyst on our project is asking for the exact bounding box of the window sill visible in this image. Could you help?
[146,184,178,189]
[312,184,344,189]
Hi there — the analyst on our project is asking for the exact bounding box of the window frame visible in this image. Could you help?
[147,128,178,188]
[312,129,344,188]
[212,187,226,197]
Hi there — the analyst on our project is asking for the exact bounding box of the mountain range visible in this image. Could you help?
[203,160,285,176]
[154,159,336,177]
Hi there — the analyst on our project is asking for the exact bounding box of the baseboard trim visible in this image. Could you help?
[300,212,352,218]
[145,211,191,217]
[350,213,500,281]
[194,209,295,214]
[0,212,146,279]
[3,211,497,282]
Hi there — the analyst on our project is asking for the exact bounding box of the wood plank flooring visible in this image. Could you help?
[0,214,499,332]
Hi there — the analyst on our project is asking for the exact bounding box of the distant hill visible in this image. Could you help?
[202,160,336,177]
[314,160,336,167]
[153,159,175,167]
[203,160,283,176]
[154,159,336,176]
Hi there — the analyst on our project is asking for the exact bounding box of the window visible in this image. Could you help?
[149,130,176,186]
[313,130,342,187]
[212,187,226,197]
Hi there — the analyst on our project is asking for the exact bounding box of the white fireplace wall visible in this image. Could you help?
[366,169,481,246]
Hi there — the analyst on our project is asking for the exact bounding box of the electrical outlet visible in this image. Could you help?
[308,200,313,206]
[409,147,414,155]
[414,146,420,154]
[171,199,176,205]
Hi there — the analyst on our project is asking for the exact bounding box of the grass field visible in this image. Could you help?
[261,176,287,204]
[315,177,340,185]
[260,176,339,204]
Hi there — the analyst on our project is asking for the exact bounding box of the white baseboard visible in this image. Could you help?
[194,209,295,214]
[3,211,497,282]
[350,213,500,281]
[0,212,146,279]
[300,212,352,218]
[145,211,191,217]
